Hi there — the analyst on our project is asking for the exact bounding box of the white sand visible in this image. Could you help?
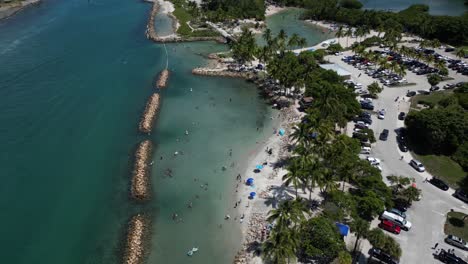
[233,102,325,263]
[156,0,174,13]
[265,5,287,17]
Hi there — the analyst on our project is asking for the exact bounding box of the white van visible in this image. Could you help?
[380,211,412,231]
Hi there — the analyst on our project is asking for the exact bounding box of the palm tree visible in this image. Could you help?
[456,48,467,59]
[283,161,304,197]
[262,228,298,264]
[401,186,421,204]
[350,218,370,264]
[267,198,307,229]
[290,123,310,144]
[395,64,406,77]
[298,37,307,49]
[263,28,272,44]
[336,26,344,43]
[287,33,301,48]
[430,39,441,49]
[345,27,353,48]
[386,175,412,194]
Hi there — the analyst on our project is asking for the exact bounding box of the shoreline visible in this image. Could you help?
[233,104,302,264]
[265,4,288,17]
[0,0,41,20]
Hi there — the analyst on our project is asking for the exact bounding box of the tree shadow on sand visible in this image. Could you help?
[263,184,295,209]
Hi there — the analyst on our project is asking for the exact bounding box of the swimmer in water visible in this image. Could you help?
[185,130,189,135]
[190,88,193,92]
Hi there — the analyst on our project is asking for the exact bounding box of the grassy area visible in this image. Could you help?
[171,2,219,37]
[444,211,468,241]
[412,153,466,188]
[411,91,452,109]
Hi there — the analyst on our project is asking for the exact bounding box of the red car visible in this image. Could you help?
[379,219,401,234]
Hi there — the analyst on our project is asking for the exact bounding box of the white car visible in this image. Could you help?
[378,109,386,120]
[361,147,371,154]
[366,156,381,165]
[373,164,383,171]
[380,211,412,231]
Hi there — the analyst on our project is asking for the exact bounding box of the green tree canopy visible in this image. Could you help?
[298,216,346,263]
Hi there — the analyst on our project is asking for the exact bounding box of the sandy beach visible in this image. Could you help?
[0,0,41,20]
[232,103,304,264]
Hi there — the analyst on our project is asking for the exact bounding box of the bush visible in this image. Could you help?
[340,0,363,9]
[453,141,468,171]
[327,43,344,53]
[299,217,346,263]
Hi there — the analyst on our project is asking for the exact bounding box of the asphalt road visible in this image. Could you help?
[328,51,468,263]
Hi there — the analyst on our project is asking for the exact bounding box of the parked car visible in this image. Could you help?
[429,177,449,191]
[389,208,406,219]
[355,122,369,129]
[380,129,389,141]
[360,112,372,119]
[410,159,425,172]
[361,102,375,110]
[454,189,468,203]
[370,248,399,264]
[361,147,371,154]
[398,143,408,152]
[380,211,412,231]
[379,219,401,234]
[435,249,468,264]
[445,235,468,250]
[398,112,406,120]
[407,91,416,97]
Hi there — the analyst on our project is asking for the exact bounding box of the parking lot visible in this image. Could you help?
[327,49,468,263]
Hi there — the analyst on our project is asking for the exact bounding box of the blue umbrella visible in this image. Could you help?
[250,192,256,197]
[246,178,254,185]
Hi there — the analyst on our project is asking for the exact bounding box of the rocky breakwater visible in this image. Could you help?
[156,69,169,88]
[139,93,160,134]
[192,67,253,79]
[131,140,153,201]
[233,213,269,264]
[122,214,152,264]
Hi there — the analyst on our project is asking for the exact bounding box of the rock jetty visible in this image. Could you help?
[139,93,160,134]
[233,213,268,264]
[131,140,153,201]
[122,214,151,264]
[156,69,169,88]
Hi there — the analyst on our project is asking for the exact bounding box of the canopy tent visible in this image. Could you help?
[335,222,350,236]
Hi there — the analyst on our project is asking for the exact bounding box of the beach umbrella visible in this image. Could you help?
[250,192,256,198]
[255,165,264,170]
[279,129,285,136]
[246,178,254,185]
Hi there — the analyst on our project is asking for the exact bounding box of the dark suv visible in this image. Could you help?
[370,248,399,264]
[454,189,468,203]
[379,129,389,141]
[434,249,468,264]
[429,178,449,191]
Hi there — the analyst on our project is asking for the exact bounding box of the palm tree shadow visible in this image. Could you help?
[263,184,295,208]
[245,241,262,256]
[271,156,290,170]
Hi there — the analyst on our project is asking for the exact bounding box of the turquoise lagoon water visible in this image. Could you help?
[361,0,467,16]
[0,1,327,263]
[261,8,333,46]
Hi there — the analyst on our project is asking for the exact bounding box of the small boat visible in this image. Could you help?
[187,247,199,256]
